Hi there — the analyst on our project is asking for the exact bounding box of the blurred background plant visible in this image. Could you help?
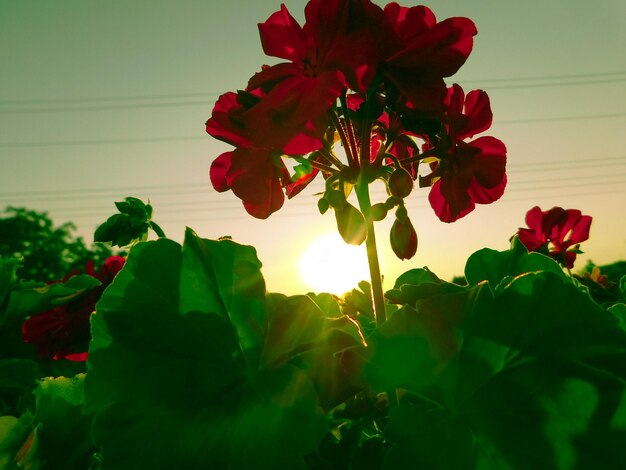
[0,206,119,282]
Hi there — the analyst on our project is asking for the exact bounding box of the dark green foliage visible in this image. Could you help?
[0,207,114,282]
[1,226,625,469]
[94,197,164,247]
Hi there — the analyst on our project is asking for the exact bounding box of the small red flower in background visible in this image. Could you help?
[516,206,592,269]
[22,256,125,361]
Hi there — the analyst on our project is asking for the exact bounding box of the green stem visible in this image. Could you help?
[149,221,166,238]
[308,159,340,175]
[355,180,387,326]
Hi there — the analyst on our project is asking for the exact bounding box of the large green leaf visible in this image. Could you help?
[263,293,365,409]
[382,271,626,469]
[86,234,328,468]
[180,228,266,369]
[0,374,95,470]
[465,236,566,289]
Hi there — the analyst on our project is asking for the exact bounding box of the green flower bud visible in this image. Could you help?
[370,203,389,222]
[388,167,414,198]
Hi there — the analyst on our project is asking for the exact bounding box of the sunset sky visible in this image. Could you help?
[1,0,625,294]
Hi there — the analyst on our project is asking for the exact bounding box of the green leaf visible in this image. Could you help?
[383,271,626,469]
[263,293,365,409]
[363,287,472,393]
[0,412,34,470]
[0,375,95,470]
[464,235,566,289]
[334,204,367,246]
[86,235,328,468]
[114,197,152,219]
[94,197,157,248]
[386,267,466,306]
[3,274,101,327]
[0,258,20,311]
[0,359,40,416]
[32,374,95,469]
[180,228,266,369]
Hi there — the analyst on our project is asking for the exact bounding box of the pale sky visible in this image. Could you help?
[1,0,625,294]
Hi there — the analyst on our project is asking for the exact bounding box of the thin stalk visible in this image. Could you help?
[397,148,439,167]
[331,110,358,168]
[308,159,340,175]
[340,94,360,164]
[354,181,387,326]
[317,146,345,170]
[149,221,166,238]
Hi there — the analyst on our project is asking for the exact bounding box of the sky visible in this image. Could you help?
[1,0,625,294]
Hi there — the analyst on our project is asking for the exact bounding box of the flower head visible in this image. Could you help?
[425,84,507,222]
[516,206,592,268]
[22,256,125,361]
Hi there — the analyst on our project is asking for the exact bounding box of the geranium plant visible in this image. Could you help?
[1,1,625,469]
[206,0,506,325]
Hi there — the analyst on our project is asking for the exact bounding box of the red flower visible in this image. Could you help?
[22,256,125,361]
[377,4,477,112]
[426,84,507,222]
[210,148,290,219]
[251,0,381,107]
[516,206,592,268]
[206,86,331,219]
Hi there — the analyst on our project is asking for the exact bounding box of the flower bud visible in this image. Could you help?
[335,203,367,246]
[390,217,418,260]
[388,167,414,198]
[369,203,389,222]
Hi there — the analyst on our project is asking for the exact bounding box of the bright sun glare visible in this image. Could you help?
[298,232,370,295]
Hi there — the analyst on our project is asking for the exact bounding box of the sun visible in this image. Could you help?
[297,232,370,295]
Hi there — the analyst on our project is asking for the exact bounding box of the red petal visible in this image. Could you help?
[258,5,307,62]
[458,89,493,139]
[205,92,252,148]
[428,179,474,223]
[286,167,320,199]
[209,152,233,192]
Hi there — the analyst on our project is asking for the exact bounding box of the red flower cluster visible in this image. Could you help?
[22,256,125,361]
[206,0,506,255]
[516,206,592,269]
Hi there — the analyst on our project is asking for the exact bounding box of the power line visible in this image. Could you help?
[510,155,626,167]
[473,76,626,90]
[14,175,626,218]
[2,71,624,108]
[0,100,209,115]
[463,70,626,84]
[2,109,626,150]
[0,136,205,149]
[0,92,219,106]
[497,112,626,125]
[1,158,624,201]
[47,185,626,224]
[0,72,624,115]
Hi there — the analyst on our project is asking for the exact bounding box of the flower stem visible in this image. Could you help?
[355,180,387,326]
[149,221,166,238]
[308,159,340,175]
